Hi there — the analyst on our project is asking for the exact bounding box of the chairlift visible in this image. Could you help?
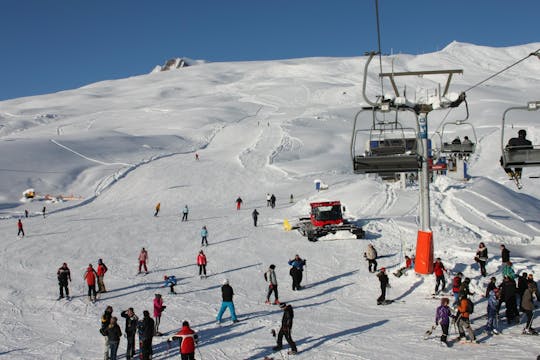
[440,100,477,154]
[501,101,540,168]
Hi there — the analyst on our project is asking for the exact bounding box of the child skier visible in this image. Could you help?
[236,196,243,210]
[163,275,177,294]
[435,297,452,344]
[486,288,500,335]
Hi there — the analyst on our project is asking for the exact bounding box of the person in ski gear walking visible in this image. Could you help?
[17,219,24,237]
[169,320,199,360]
[154,202,160,217]
[24,209,29,218]
[289,194,294,203]
[138,247,148,274]
[216,279,238,323]
[435,297,452,344]
[100,305,114,360]
[264,264,279,305]
[500,244,510,264]
[197,250,207,279]
[521,281,540,334]
[153,294,165,336]
[235,196,243,210]
[499,275,519,324]
[501,129,532,179]
[200,226,208,246]
[474,242,488,277]
[270,194,276,209]
[364,244,378,273]
[502,261,516,280]
[195,152,199,160]
[163,275,177,294]
[252,209,259,227]
[57,262,71,299]
[377,268,389,305]
[42,206,46,218]
[393,255,412,278]
[138,310,154,360]
[486,288,500,335]
[120,308,138,360]
[456,295,476,342]
[97,258,108,293]
[273,303,298,354]
[181,205,189,221]
[433,258,447,294]
[288,255,306,291]
[458,277,474,299]
[452,272,463,305]
[103,316,122,360]
[266,193,271,207]
[84,264,98,302]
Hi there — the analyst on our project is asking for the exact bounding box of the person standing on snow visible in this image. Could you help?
[120,307,138,360]
[376,268,389,305]
[252,209,259,227]
[364,244,378,273]
[456,295,476,342]
[272,303,298,354]
[169,320,199,360]
[181,205,189,221]
[17,219,24,237]
[154,202,160,217]
[42,206,46,218]
[200,226,208,246]
[270,194,276,209]
[57,262,71,300]
[500,244,510,264]
[435,297,452,344]
[235,196,243,210]
[521,281,540,334]
[100,305,114,359]
[197,250,207,279]
[216,279,238,323]
[433,258,447,295]
[486,288,500,335]
[452,272,463,306]
[138,310,154,360]
[266,193,271,207]
[138,247,148,274]
[264,264,279,305]
[84,264,98,302]
[474,242,488,277]
[153,294,166,336]
[288,255,306,291]
[163,275,177,294]
[97,258,108,293]
[103,316,122,360]
[502,261,516,280]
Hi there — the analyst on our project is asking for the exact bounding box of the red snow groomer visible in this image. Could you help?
[284,201,365,242]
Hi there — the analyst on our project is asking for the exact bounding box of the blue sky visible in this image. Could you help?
[1,0,538,101]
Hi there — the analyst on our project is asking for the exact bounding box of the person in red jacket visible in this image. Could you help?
[17,219,25,237]
[84,264,98,302]
[169,321,198,360]
[433,258,447,295]
[138,247,148,274]
[235,196,243,210]
[97,258,108,293]
[197,250,207,279]
[153,294,166,336]
[452,272,463,305]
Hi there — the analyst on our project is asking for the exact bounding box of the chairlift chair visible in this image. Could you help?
[440,122,477,154]
[500,101,540,168]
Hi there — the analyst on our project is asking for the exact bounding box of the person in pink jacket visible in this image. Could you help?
[153,293,165,336]
[197,250,207,279]
[138,248,148,274]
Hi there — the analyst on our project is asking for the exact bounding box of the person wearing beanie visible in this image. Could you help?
[273,303,297,354]
[169,320,199,359]
[217,279,238,323]
[377,268,389,305]
[264,264,279,305]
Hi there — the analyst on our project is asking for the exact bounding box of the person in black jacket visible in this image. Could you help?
[377,268,389,305]
[120,308,138,360]
[103,316,122,360]
[138,310,155,360]
[516,272,528,313]
[499,276,519,324]
[273,303,297,354]
[100,306,113,360]
[216,279,238,323]
[500,244,510,264]
[475,242,488,277]
[57,262,71,300]
[501,129,533,179]
[252,209,259,227]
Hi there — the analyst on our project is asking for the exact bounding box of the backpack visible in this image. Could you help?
[466,298,474,314]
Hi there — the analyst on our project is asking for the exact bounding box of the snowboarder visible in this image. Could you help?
[200,226,208,246]
[264,264,279,305]
[364,244,378,273]
[486,288,500,335]
[216,279,238,323]
[521,281,540,334]
[97,258,108,293]
[376,268,389,305]
[153,293,165,336]
[197,250,207,279]
[433,258,447,295]
[270,194,276,208]
[103,316,122,360]
[393,256,412,278]
[169,320,198,360]
[500,244,510,264]
[100,305,114,359]
[456,295,476,342]
[235,196,243,210]
[138,310,154,360]
[84,264,98,302]
[501,129,532,179]
[163,275,177,294]
[181,205,189,221]
[252,208,259,227]
[154,202,160,217]
[17,219,24,237]
[266,193,271,207]
[138,247,148,274]
[273,303,298,354]
[120,308,138,360]
[435,297,452,344]
[452,272,463,306]
[474,242,488,277]
[57,262,71,300]
[42,206,46,218]
[288,255,306,291]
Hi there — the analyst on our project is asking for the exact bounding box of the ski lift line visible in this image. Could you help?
[463,48,540,93]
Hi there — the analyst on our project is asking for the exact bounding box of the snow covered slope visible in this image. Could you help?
[0,42,539,359]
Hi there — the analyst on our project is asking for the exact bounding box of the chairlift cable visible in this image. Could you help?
[374,0,385,97]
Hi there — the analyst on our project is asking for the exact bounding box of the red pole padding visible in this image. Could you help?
[415,230,434,274]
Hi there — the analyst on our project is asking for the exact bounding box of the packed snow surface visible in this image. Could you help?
[1,42,540,359]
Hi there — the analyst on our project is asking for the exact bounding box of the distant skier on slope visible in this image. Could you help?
[236,196,243,210]
[252,209,259,227]
[154,202,160,217]
[200,226,208,246]
[376,268,389,305]
[216,279,238,323]
[42,206,46,218]
[84,264,98,302]
[288,255,306,291]
[163,275,177,294]
[138,247,148,274]
[182,205,189,221]
[197,250,207,279]
[97,258,108,293]
[264,264,279,305]
[270,194,276,208]
[364,244,378,273]
[272,303,298,355]
[433,258,447,295]
[17,219,24,237]
[57,262,71,300]
[266,193,271,207]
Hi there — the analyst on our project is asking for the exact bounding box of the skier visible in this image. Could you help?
[24,209,28,218]
[163,275,177,294]
[181,205,189,221]
[499,276,519,324]
[288,255,306,291]
[57,262,71,300]
[517,272,528,312]
[521,281,540,334]
[458,277,475,299]
[84,264,98,302]
[216,279,238,323]
[169,321,199,360]
[486,288,500,335]
[376,268,390,305]
[120,308,138,360]
[138,310,154,360]
[264,264,279,305]
[393,255,412,278]
[200,226,208,246]
[153,293,166,336]
[485,276,497,298]
[235,196,243,210]
[154,202,160,217]
[195,152,199,160]
[270,194,276,209]
[138,247,148,274]
[103,316,122,360]
[17,219,24,237]
[435,297,452,344]
[197,250,207,279]
[474,242,488,277]
[272,303,298,355]
[364,244,378,273]
[266,193,271,207]
[97,258,108,293]
[502,261,516,280]
[501,129,532,179]
[289,194,294,203]
[100,305,114,359]
[452,272,463,305]
[500,244,510,264]
[433,258,447,295]
[42,206,46,218]
[456,295,476,342]
[252,208,259,227]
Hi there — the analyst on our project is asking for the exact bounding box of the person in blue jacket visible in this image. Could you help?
[288,255,306,290]
[163,275,177,294]
[200,226,208,246]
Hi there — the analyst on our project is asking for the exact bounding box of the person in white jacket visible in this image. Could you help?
[264,264,280,305]
[364,244,378,273]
